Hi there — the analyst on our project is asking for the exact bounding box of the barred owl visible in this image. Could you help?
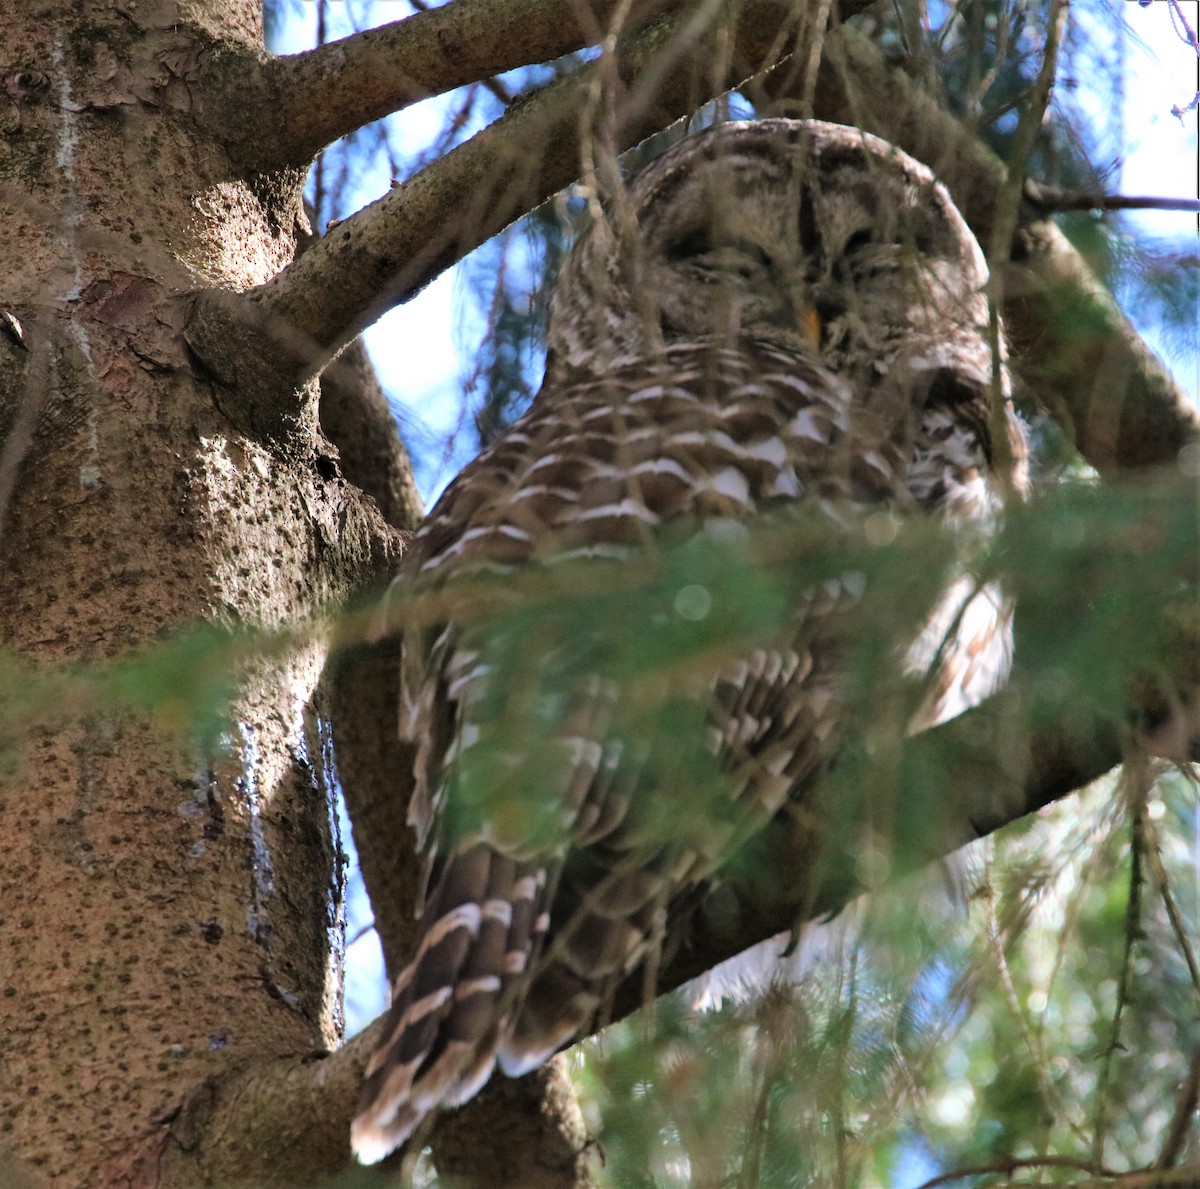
[352,119,1027,1163]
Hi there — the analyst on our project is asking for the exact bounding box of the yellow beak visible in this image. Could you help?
[800,303,822,347]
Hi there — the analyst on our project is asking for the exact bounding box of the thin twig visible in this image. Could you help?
[1143,816,1200,999]
[1157,1040,1200,1170]
[1035,790,1128,1151]
[982,878,1045,1102]
[1141,788,1200,1169]
[1024,181,1200,214]
[796,0,833,120]
[983,0,1069,483]
[1092,766,1149,1170]
[913,1153,1118,1189]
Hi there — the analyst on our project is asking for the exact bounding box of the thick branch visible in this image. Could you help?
[637,684,1126,1007]
[431,1058,600,1188]
[1004,219,1199,469]
[319,332,423,986]
[317,341,602,1185]
[329,635,422,977]
[158,1024,383,1187]
[205,477,1198,1180]
[241,0,674,171]
[801,24,1200,472]
[319,335,423,533]
[191,9,1198,463]
[172,1026,596,1187]
[187,665,1138,1184]
[184,0,811,436]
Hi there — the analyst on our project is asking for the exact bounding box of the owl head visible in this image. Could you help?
[546,119,995,394]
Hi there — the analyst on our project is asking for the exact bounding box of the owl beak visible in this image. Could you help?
[781,276,821,346]
[799,303,822,347]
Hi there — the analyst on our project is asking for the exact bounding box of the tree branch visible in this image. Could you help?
[799,23,1200,472]
[646,466,1199,993]
[199,475,1199,1182]
[431,1057,601,1188]
[240,0,676,171]
[319,335,423,533]
[191,7,1198,466]
[226,0,872,171]
[315,319,603,1187]
[981,0,1067,478]
[182,9,1200,1175]
[185,656,1154,1185]
[158,1024,383,1187]
[1023,182,1200,215]
[1005,218,1198,469]
[184,0,811,439]
[610,680,1128,1015]
[317,330,424,1027]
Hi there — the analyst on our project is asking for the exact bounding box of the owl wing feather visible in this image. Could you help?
[351,337,915,1162]
[352,117,1026,1167]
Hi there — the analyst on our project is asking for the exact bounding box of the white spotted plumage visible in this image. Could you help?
[352,119,1027,1164]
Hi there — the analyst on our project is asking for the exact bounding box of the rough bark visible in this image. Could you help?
[225,0,678,171]
[0,1,401,1184]
[185,4,1195,479]
[432,1056,601,1188]
[318,336,422,534]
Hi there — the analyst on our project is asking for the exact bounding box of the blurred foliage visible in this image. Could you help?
[0,625,244,758]
[576,766,1200,1186]
[464,201,569,447]
[249,1,1200,1184]
[7,461,1199,1183]
[1114,228,1200,380]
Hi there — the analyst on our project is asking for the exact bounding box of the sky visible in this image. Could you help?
[1118,0,1200,402]
[273,0,1200,1037]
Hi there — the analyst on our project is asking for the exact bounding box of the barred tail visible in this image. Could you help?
[351,844,549,1165]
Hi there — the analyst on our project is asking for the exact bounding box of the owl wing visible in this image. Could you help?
[351,338,908,1163]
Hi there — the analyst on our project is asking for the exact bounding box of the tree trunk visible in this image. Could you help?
[0,2,401,1183]
[2,1,1195,1185]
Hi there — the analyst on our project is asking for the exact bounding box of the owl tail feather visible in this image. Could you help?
[351,844,549,1165]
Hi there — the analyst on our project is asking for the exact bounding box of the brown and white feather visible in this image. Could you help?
[352,119,1027,1164]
